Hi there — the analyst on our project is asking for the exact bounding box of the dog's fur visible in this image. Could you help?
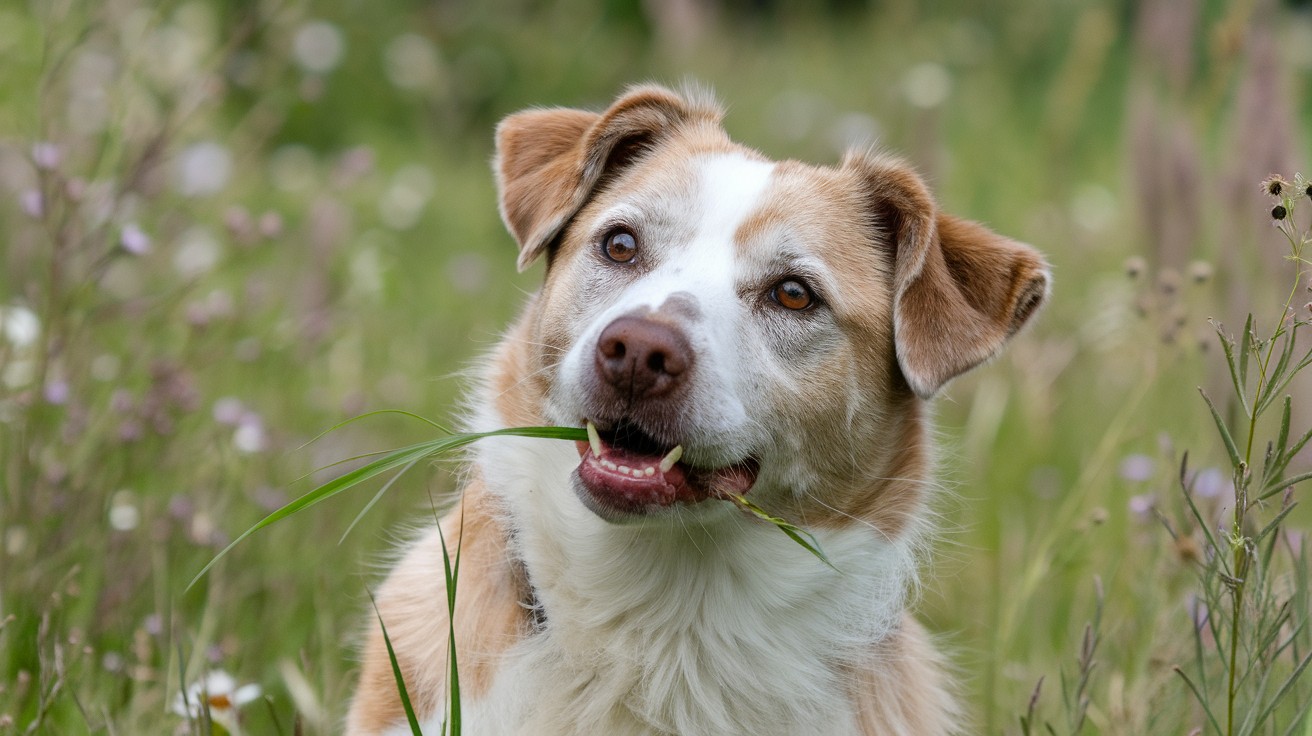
[346,85,1049,735]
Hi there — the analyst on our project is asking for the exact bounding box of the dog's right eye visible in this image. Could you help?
[602,229,638,264]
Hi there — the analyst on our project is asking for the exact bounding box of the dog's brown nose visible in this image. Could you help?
[595,317,691,399]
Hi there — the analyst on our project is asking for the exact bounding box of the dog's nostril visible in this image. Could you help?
[647,352,666,374]
[612,342,626,359]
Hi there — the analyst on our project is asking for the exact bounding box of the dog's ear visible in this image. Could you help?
[843,152,1050,398]
[494,85,719,271]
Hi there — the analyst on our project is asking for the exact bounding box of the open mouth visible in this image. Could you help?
[574,419,759,518]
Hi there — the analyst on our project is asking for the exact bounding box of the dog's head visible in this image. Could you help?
[493,85,1048,527]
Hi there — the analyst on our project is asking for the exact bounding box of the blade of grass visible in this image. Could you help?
[294,409,452,452]
[1174,666,1224,736]
[188,427,587,590]
[339,457,422,545]
[725,494,837,572]
[1252,648,1312,732]
[437,505,462,736]
[369,592,423,736]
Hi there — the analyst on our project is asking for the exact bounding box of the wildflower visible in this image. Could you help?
[1119,454,1155,482]
[1128,493,1155,521]
[0,306,40,348]
[19,190,42,218]
[30,142,62,171]
[1261,175,1289,198]
[1272,204,1287,221]
[120,223,151,255]
[1192,467,1229,499]
[172,670,262,732]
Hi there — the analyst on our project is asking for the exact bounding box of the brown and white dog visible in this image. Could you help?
[346,85,1048,735]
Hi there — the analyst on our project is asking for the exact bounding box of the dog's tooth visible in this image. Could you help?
[658,445,683,473]
[644,467,655,477]
[602,459,617,470]
[586,421,603,457]
[619,465,631,475]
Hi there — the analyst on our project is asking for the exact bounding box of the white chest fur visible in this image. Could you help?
[401,430,918,736]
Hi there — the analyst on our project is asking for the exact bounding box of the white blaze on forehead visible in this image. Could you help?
[695,154,775,246]
[592,154,776,312]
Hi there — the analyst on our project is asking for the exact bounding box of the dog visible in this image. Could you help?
[346,84,1049,735]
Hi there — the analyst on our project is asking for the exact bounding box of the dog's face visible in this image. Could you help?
[494,86,1048,526]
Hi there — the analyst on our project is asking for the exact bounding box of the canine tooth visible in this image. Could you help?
[586,421,603,457]
[658,445,683,473]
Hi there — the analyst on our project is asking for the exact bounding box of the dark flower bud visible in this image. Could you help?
[1273,205,1288,220]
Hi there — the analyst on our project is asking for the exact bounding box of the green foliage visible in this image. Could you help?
[1170,176,1312,736]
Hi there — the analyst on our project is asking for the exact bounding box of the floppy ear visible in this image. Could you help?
[843,152,1050,398]
[493,85,721,271]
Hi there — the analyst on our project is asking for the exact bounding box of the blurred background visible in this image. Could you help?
[1,0,1311,732]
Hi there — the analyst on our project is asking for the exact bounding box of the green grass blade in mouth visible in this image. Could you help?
[725,494,838,572]
[187,426,587,590]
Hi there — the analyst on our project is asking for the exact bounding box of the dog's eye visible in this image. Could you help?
[770,279,814,310]
[602,229,638,264]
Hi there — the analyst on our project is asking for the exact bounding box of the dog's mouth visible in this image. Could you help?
[573,418,759,519]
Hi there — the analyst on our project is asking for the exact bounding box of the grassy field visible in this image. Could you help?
[2,0,1312,733]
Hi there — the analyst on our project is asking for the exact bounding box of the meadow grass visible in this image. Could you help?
[1,0,1311,733]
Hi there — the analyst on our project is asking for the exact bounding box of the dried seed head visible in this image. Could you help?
[1188,261,1213,284]
[1272,204,1288,221]
[1262,175,1289,197]
[1124,256,1147,280]
[1158,268,1181,295]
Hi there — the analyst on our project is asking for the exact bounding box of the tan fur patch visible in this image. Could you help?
[346,478,529,732]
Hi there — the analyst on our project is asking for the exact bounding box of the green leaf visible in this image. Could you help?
[1240,314,1254,390]
[726,494,838,572]
[1276,423,1312,483]
[1254,502,1298,543]
[1266,397,1293,485]
[1253,648,1312,732]
[370,593,424,736]
[1199,388,1242,469]
[1260,322,1300,410]
[1216,320,1251,418]
[1261,344,1312,415]
[1262,471,1312,501]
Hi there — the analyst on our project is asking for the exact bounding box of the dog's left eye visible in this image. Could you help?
[602,229,638,264]
[770,279,815,310]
